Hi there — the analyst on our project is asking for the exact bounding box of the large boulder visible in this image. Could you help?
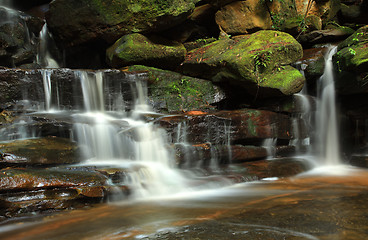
[106,33,186,70]
[46,0,201,48]
[215,0,272,35]
[295,0,341,23]
[182,30,304,98]
[333,25,368,94]
[126,65,226,113]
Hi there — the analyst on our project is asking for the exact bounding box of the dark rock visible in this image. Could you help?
[158,109,297,144]
[46,0,201,48]
[174,143,268,168]
[0,167,109,218]
[298,28,355,47]
[339,3,368,24]
[0,168,106,193]
[0,7,43,67]
[258,94,317,114]
[0,68,139,111]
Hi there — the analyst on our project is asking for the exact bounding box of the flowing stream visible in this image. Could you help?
[1,4,366,240]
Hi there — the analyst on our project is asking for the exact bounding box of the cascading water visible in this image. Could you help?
[67,71,190,198]
[316,46,341,165]
[37,24,60,68]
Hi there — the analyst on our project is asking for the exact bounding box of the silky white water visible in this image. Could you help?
[316,46,341,165]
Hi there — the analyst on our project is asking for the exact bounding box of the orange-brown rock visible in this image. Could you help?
[215,0,272,35]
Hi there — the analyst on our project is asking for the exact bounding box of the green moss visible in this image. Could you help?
[260,66,305,95]
[106,33,186,69]
[90,0,199,25]
[127,65,225,112]
[247,118,257,136]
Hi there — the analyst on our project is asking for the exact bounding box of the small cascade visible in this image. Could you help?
[37,24,60,68]
[262,138,276,159]
[290,94,312,154]
[316,46,341,165]
[0,0,12,8]
[70,71,188,198]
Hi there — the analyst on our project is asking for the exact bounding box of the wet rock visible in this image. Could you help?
[298,46,329,89]
[174,143,268,168]
[258,94,317,114]
[126,65,226,113]
[333,25,368,94]
[237,157,311,179]
[0,168,107,192]
[181,30,304,99]
[158,109,298,144]
[0,68,138,111]
[349,155,368,168]
[106,34,186,70]
[215,0,272,35]
[298,28,354,47]
[0,7,43,67]
[0,167,111,218]
[0,137,81,167]
[46,0,201,48]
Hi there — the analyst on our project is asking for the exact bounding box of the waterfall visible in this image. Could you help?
[316,46,341,165]
[0,0,12,8]
[70,71,188,198]
[37,24,60,68]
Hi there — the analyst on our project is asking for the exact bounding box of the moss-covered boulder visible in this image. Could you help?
[106,34,186,70]
[333,25,368,94]
[126,65,225,113]
[46,0,201,47]
[182,30,304,98]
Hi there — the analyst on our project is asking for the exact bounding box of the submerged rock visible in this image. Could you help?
[46,0,201,47]
[182,30,304,98]
[106,33,186,70]
[175,143,268,168]
[126,65,225,113]
[0,137,81,166]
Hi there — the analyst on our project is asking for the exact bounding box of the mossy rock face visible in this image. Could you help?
[106,33,186,70]
[182,30,304,98]
[127,65,226,113]
[46,0,201,47]
[333,26,368,94]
